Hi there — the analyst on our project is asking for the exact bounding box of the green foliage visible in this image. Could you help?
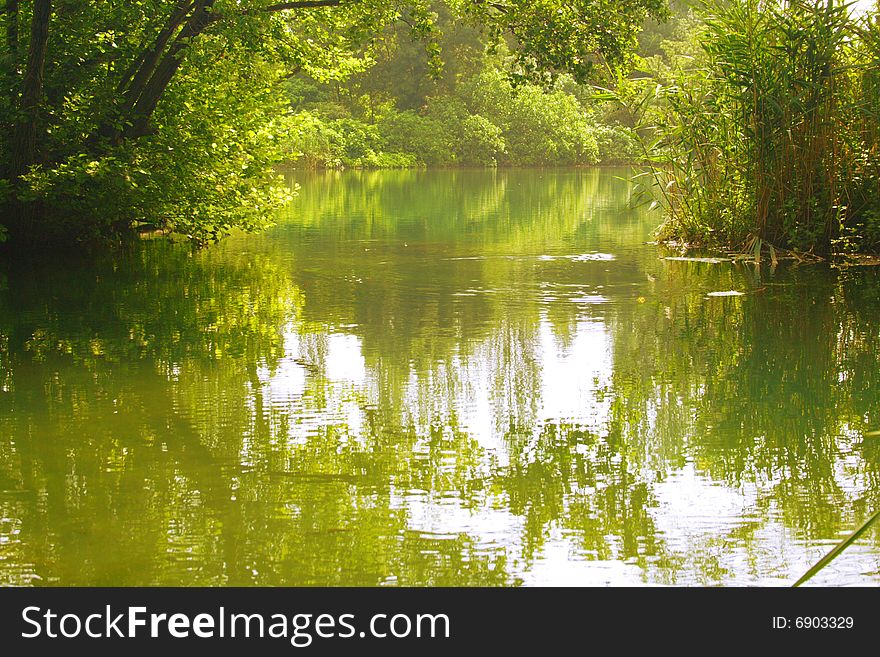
[286,111,418,168]
[593,123,642,164]
[22,49,296,243]
[279,1,665,170]
[286,59,610,168]
[456,0,669,81]
[380,110,456,165]
[617,0,880,255]
[0,0,664,245]
[457,114,507,165]
[461,68,601,165]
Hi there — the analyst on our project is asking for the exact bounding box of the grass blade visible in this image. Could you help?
[793,508,880,587]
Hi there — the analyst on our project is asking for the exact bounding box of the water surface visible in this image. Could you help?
[2,168,880,586]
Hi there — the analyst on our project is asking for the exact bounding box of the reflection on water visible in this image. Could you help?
[2,168,880,586]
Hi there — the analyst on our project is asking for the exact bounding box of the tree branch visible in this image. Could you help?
[261,0,342,11]
[120,0,196,112]
[98,0,346,146]
[125,0,219,138]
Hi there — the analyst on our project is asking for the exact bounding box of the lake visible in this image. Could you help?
[1,167,880,586]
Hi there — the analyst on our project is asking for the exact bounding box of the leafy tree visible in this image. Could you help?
[459,67,600,165]
[0,0,667,245]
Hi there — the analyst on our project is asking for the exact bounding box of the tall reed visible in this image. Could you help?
[624,0,880,255]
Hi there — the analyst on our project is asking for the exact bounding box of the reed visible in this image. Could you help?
[793,508,880,586]
[624,0,880,256]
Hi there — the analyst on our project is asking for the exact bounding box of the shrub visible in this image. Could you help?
[379,111,455,165]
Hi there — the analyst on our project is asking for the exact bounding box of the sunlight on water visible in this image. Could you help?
[1,168,880,586]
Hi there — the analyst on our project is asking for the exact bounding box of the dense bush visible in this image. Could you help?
[593,124,642,164]
[457,114,507,165]
[16,40,295,244]
[285,62,618,168]
[459,68,601,165]
[379,111,455,165]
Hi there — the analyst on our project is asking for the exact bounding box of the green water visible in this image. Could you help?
[2,167,880,586]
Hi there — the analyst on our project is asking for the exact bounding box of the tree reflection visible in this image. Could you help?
[1,169,880,586]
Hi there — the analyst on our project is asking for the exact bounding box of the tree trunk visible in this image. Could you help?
[10,0,52,179]
[5,0,51,243]
[3,0,20,179]
[5,0,18,56]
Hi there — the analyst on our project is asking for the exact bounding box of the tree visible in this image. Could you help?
[0,0,667,245]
